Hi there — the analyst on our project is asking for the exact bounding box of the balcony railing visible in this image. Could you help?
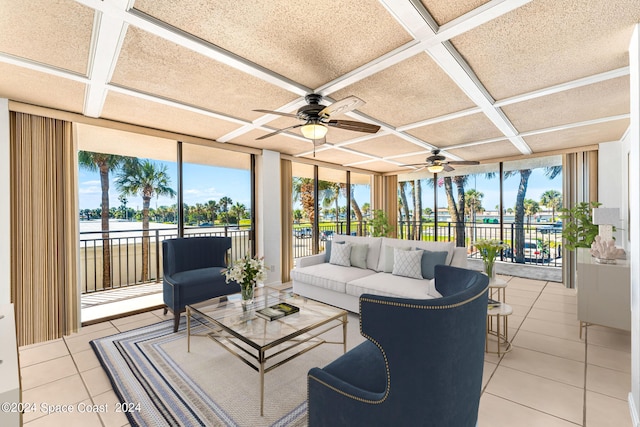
[80,225,252,294]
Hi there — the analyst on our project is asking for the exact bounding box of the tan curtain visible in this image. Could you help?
[383,175,398,238]
[10,112,79,346]
[281,159,293,283]
[372,175,384,211]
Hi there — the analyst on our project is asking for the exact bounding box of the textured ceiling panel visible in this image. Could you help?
[451,0,640,99]
[523,120,630,152]
[407,113,503,148]
[229,129,312,155]
[111,27,298,121]
[348,134,426,157]
[448,140,521,161]
[0,63,85,113]
[102,92,242,141]
[0,0,93,74]
[331,53,476,127]
[503,76,630,132]
[357,160,407,173]
[134,0,411,89]
[303,149,371,166]
[419,0,491,26]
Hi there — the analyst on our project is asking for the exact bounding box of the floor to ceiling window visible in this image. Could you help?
[350,172,372,236]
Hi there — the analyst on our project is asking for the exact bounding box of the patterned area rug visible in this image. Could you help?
[91,315,362,427]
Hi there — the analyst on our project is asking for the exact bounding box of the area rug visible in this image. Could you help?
[91,314,362,427]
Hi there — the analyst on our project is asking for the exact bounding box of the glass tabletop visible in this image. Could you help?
[187,286,347,350]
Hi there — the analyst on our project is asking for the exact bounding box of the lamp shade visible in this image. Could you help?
[301,123,328,140]
[427,164,444,173]
[592,208,620,225]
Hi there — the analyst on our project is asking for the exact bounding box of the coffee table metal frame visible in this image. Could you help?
[186,290,347,416]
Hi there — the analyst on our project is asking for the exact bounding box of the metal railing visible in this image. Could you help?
[80,225,252,294]
[293,220,563,267]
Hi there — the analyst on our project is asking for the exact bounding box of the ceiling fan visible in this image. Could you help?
[254,93,381,147]
[402,149,479,173]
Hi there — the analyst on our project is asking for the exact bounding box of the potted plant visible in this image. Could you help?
[558,201,601,250]
[370,209,392,237]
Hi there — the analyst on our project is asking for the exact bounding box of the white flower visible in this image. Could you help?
[222,253,267,286]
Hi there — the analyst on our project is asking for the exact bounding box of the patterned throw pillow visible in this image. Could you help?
[329,242,352,267]
[382,245,410,273]
[392,249,424,279]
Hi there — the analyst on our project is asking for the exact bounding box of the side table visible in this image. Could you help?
[486,303,513,355]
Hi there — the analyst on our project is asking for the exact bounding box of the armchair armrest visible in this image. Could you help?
[297,253,326,268]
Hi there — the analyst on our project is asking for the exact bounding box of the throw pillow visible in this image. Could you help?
[350,244,369,269]
[329,242,352,267]
[392,249,424,279]
[417,249,449,280]
[382,245,410,273]
[325,240,345,263]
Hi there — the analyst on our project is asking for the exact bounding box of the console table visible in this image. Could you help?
[576,248,630,337]
[0,304,21,427]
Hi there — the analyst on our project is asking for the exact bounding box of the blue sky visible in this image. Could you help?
[79,159,561,213]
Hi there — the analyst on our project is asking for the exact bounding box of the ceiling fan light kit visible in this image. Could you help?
[427,164,444,173]
[300,123,328,139]
[401,149,480,174]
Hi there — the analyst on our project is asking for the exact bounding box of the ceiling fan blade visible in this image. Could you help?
[327,120,381,133]
[443,164,455,172]
[400,163,429,167]
[256,124,303,140]
[253,109,298,118]
[318,96,365,117]
[410,166,427,174]
[447,160,480,165]
[312,137,326,146]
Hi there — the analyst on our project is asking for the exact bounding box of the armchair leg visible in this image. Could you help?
[163,306,168,315]
[173,313,180,332]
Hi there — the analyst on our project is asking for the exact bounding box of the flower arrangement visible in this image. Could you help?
[473,239,508,278]
[222,253,267,304]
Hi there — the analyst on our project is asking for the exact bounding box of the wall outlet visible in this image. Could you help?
[270,265,275,272]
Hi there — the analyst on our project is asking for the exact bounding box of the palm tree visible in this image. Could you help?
[116,159,176,282]
[439,175,468,247]
[523,198,540,227]
[230,202,246,224]
[540,189,562,222]
[293,177,315,224]
[219,196,233,224]
[206,200,219,223]
[398,181,411,239]
[78,151,126,288]
[321,181,341,231]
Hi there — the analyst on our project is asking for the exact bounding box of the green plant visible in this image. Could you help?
[370,209,392,237]
[558,201,601,250]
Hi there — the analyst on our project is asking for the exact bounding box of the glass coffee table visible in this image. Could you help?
[186,287,348,416]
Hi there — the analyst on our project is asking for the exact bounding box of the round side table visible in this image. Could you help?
[488,277,507,302]
[486,303,513,356]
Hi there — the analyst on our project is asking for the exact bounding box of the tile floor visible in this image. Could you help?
[17,276,633,426]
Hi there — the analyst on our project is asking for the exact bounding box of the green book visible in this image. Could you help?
[256,302,300,321]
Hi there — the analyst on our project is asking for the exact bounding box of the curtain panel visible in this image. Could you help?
[10,112,79,346]
[280,159,293,283]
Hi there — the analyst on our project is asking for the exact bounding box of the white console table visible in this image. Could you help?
[0,304,21,427]
[576,248,630,336]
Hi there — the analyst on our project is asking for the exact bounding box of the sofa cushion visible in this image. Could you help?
[330,242,352,267]
[414,240,455,266]
[291,263,377,293]
[346,272,441,299]
[350,244,369,269]
[333,235,382,271]
[392,249,424,279]
[418,249,449,280]
[381,245,410,273]
[324,240,344,263]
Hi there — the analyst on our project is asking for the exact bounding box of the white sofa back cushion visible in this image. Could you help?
[333,235,382,271]
[377,237,455,271]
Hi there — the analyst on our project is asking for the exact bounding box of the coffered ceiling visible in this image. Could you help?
[0,0,637,174]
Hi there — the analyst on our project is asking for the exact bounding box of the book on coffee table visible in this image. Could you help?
[256,302,300,321]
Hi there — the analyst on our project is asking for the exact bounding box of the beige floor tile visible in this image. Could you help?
[520,317,582,342]
[534,299,578,314]
[21,375,90,424]
[71,321,118,337]
[507,302,533,318]
[588,343,631,374]
[92,390,130,427]
[81,366,113,397]
[505,287,541,298]
[538,293,577,305]
[19,339,70,367]
[511,330,585,362]
[72,348,102,372]
[21,355,79,391]
[24,399,103,426]
[543,284,578,296]
[19,337,64,351]
[114,317,162,332]
[486,365,584,424]
[585,390,633,427]
[482,361,498,388]
[586,364,631,401]
[527,306,580,327]
[502,293,536,308]
[64,327,120,354]
[499,347,585,388]
[110,311,160,327]
[587,327,632,352]
[479,393,581,427]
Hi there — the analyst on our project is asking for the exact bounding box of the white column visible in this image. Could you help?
[628,24,640,427]
[256,150,282,285]
[0,99,11,305]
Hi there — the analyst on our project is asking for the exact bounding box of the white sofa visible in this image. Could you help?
[291,234,468,312]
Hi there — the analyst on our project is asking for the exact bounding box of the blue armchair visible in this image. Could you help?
[308,265,489,426]
[162,237,240,332]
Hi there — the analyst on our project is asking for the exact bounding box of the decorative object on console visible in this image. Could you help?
[590,207,624,263]
[223,253,267,308]
[590,235,625,264]
[473,239,508,280]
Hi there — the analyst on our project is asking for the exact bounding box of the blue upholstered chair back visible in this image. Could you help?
[308,265,489,426]
[162,236,231,276]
